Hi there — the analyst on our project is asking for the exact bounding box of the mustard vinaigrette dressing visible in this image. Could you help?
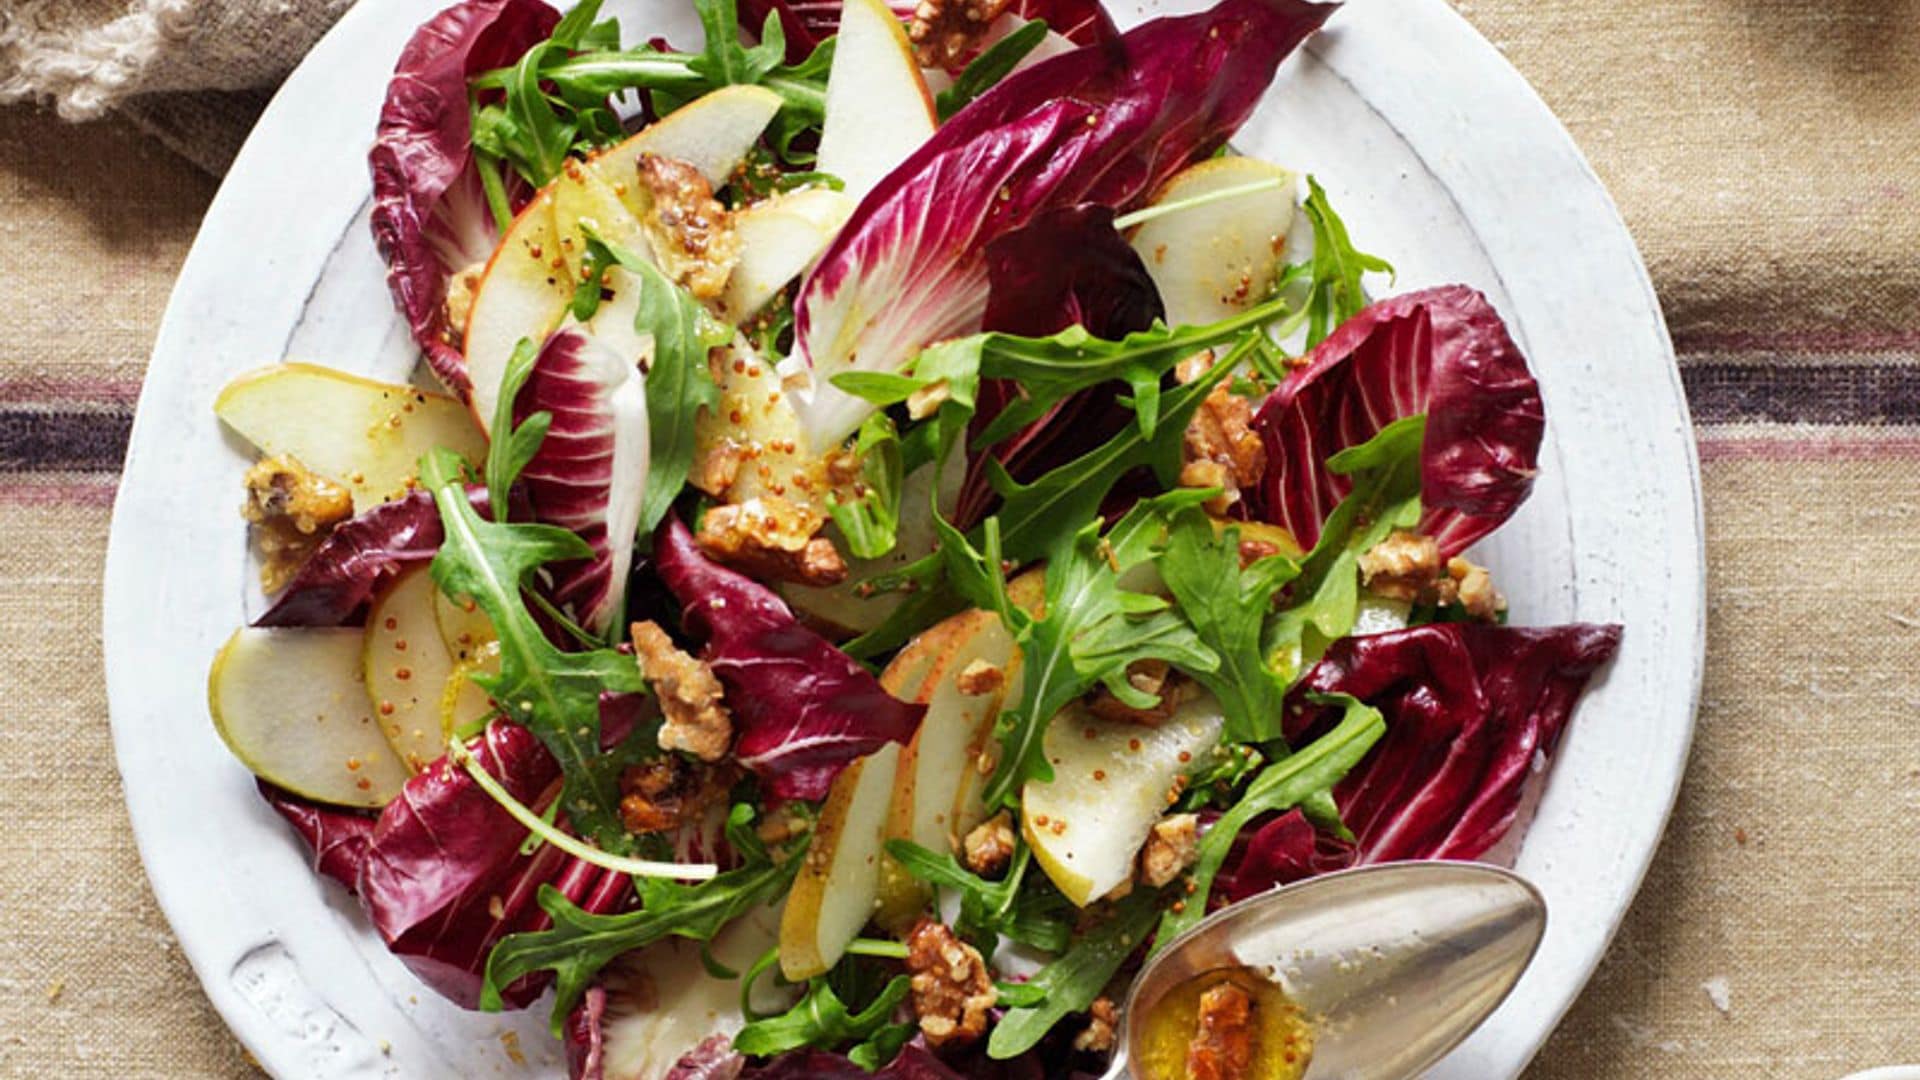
[1136,968,1314,1080]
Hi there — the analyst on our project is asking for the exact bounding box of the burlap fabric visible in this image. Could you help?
[1,0,1916,1075]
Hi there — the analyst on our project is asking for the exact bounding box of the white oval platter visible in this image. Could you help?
[102,0,1703,1075]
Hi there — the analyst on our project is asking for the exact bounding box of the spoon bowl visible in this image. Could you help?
[1109,862,1547,1080]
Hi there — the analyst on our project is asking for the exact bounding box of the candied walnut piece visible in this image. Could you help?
[1357,529,1444,602]
[1448,555,1507,621]
[631,621,733,762]
[1186,981,1257,1080]
[1073,996,1120,1053]
[443,261,486,341]
[905,918,997,1047]
[634,153,740,300]
[907,0,1014,69]
[1085,660,1193,726]
[619,756,729,835]
[1138,812,1199,888]
[1178,356,1266,515]
[241,455,354,593]
[697,497,849,586]
[961,811,1016,876]
[956,659,1005,697]
[689,441,746,498]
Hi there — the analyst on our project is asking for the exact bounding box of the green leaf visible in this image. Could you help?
[585,232,731,533]
[826,412,904,559]
[485,336,550,510]
[1157,507,1300,743]
[505,43,575,186]
[1290,176,1394,349]
[936,19,1048,120]
[481,806,805,1030]
[1264,415,1426,681]
[420,449,645,852]
[1152,694,1385,947]
[987,890,1165,1059]
[884,838,1067,952]
[732,975,912,1058]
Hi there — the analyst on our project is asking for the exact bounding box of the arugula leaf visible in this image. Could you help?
[481,805,804,1029]
[484,337,552,510]
[939,493,1219,810]
[1265,415,1426,682]
[420,449,645,850]
[936,19,1049,120]
[584,232,731,533]
[1152,694,1385,947]
[1275,176,1394,350]
[987,889,1165,1059]
[884,838,1069,953]
[826,411,904,559]
[732,974,912,1058]
[1157,507,1300,743]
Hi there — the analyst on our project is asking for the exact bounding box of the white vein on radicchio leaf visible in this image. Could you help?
[369,0,558,396]
[515,326,652,636]
[784,0,1339,450]
[1253,284,1546,558]
[651,515,925,801]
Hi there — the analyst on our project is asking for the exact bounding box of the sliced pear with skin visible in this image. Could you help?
[432,587,496,663]
[463,190,569,428]
[551,157,652,284]
[214,364,485,509]
[590,84,783,212]
[778,741,903,980]
[1022,693,1226,906]
[440,641,500,741]
[1128,156,1299,328]
[816,0,937,203]
[718,187,854,322]
[364,565,465,773]
[873,608,1023,929]
[209,627,409,807]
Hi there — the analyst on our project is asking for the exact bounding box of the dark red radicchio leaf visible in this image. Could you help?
[515,327,651,635]
[1252,285,1545,558]
[257,781,375,890]
[744,1044,964,1080]
[356,721,633,1009]
[369,0,558,396]
[1217,623,1621,900]
[956,203,1164,525]
[651,515,925,800]
[788,0,1338,450]
[252,489,489,628]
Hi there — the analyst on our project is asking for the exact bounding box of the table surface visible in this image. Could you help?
[2,0,1916,1075]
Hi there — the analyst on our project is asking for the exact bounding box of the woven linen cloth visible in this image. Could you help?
[2,0,1918,1076]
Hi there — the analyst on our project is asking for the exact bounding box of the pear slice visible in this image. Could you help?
[462,189,570,428]
[778,742,903,980]
[816,0,937,203]
[591,84,784,209]
[364,565,469,773]
[214,364,485,509]
[1022,694,1226,906]
[208,627,409,807]
[718,187,854,322]
[1128,156,1299,328]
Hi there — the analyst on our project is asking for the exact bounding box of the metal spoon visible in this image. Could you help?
[1102,862,1548,1080]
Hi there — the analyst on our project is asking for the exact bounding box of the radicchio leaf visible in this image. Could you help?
[356,721,633,1009]
[516,327,651,635]
[257,781,375,890]
[753,0,1118,64]
[956,203,1163,524]
[370,0,557,396]
[1218,622,1621,899]
[1253,285,1544,558]
[788,0,1337,449]
[652,515,924,800]
[254,488,490,628]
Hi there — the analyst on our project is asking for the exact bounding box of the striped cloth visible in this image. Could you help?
[2,1,1918,1077]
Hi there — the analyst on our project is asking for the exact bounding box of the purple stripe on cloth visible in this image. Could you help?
[1674,329,1920,353]
[0,477,118,507]
[0,408,131,472]
[1681,361,1920,426]
[1696,432,1920,463]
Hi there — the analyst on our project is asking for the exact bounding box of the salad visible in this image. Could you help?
[204,0,1623,1076]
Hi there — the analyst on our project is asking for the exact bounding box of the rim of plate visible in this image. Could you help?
[102,1,1704,1076]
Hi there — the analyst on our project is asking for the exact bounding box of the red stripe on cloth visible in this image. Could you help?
[0,479,118,507]
[1696,431,1920,463]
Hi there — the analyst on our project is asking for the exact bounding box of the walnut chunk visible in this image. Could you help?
[1357,529,1443,602]
[956,659,1005,697]
[1073,997,1119,1053]
[1139,813,1199,888]
[697,497,849,586]
[689,442,746,498]
[619,756,728,835]
[1186,981,1256,1080]
[635,153,740,300]
[961,811,1016,876]
[1085,660,1192,726]
[907,0,1014,69]
[241,455,354,593]
[631,621,732,762]
[1179,361,1266,514]
[1449,556,1507,621]
[905,919,996,1048]
[444,261,486,341]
